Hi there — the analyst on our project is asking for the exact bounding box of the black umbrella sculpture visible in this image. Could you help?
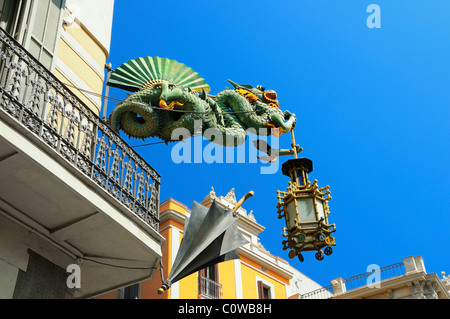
[158,191,254,294]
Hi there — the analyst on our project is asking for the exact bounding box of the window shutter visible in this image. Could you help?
[214,263,219,283]
[0,0,14,33]
[0,0,27,39]
[12,1,27,42]
[257,280,264,299]
[25,0,63,70]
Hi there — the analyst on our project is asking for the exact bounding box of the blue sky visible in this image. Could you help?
[104,1,450,288]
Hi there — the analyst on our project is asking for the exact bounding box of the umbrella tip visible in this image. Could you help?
[157,283,169,294]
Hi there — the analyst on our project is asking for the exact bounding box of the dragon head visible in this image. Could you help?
[227,79,296,136]
[143,80,184,110]
[227,79,279,108]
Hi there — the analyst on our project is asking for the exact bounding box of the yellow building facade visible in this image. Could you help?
[54,0,113,115]
[133,188,324,300]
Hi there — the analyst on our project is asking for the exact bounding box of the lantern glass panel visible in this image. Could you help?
[286,200,297,228]
[316,199,325,220]
[296,170,303,185]
[298,197,316,222]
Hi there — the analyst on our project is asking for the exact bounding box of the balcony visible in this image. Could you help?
[0,28,164,298]
[198,275,222,299]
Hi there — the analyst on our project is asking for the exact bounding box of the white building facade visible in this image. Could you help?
[0,0,165,299]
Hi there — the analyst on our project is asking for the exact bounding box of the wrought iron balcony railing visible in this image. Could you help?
[301,262,406,299]
[343,262,406,291]
[198,275,222,299]
[0,28,160,231]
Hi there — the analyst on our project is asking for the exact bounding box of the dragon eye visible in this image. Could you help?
[263,90,277,101]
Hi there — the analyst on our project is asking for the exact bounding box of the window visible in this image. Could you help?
[198,264,222,299]
[262,286,270,299]
[204,264,216,282]
[0,0,33,43]
[0,0,17,34]
[257,280,273,299]
[121,283,140,299]
[0,0,64,70]
[23,0,64,70]
[13,250,67,299]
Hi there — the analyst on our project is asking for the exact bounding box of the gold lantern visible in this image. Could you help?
[276,133,336,261]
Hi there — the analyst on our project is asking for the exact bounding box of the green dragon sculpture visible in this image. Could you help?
[107,56,299,158]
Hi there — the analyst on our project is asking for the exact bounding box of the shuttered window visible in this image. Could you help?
[0,0,14,33]
[0,0,64,70]
[25,0,63,70]
[257,280,271,299]
[0,0,27,39]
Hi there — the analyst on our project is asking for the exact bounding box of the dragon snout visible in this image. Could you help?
[159,82,184,109]
[266,111,296,136]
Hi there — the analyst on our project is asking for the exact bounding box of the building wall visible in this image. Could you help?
[0,211,75,299]
[139,199,187,299]
[54,0,114,114]
[178,269,198,299]
[239,255,289,299]
[220,260,237,299]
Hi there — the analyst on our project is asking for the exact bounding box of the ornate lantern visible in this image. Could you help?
[276,133,336,261]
